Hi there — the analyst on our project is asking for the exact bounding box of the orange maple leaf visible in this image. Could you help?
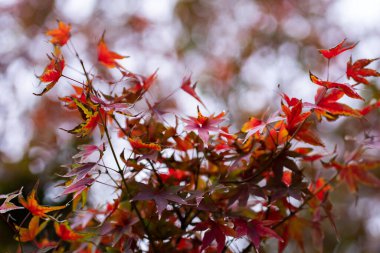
[282,171,292,187]
[241,114,283,142]
[241,117,264,134]
[97,33,125,68]
[329,160,380,192]
[128,138,161,151]
[18,183,65,217]
[15,216,48,242]
[281,97,323,146]
[46,20,71,46]
[59,85,86,110]
[34,54,65,96]
[54,222,84,241]
[263,121,290,150]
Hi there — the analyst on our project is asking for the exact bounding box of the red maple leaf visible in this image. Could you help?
[59,85,86,110]
[304,87,362,121]
[34,54,65,96]
[122,70,158,95]
[181,75,206,107]
[346,57,380,85]
[61,162,98,183]
[318,39,358,59]
[309,71,363,100]
[158,168,190,185]
[360,99,380,115]
[72,143,105,162]
[173,135,194,151]
[241,114,283,141]
[280,96,324,146]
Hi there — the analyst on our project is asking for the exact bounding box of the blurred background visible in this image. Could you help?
[1,0,380,252]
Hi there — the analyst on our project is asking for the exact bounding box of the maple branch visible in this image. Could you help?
[61,74,84,85]
[100,112,159,252]
[98,162,119,173]
[69,40,92,86]
[17,212,31,253]
[1,214,23,253]
[194,149,202,190]
[111,114,128,137]
[327,59,330,81]
[147,159,163,187]
[95,179,119,189]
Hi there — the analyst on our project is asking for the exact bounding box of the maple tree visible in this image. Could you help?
[1,21,380,253]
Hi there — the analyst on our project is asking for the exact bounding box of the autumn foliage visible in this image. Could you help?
[2,21,380,253]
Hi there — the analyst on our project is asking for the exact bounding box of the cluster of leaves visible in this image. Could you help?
[1,21,380,253]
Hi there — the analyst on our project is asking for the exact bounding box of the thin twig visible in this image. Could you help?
[100,112,158,252]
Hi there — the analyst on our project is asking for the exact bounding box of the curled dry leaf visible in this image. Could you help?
[34,54,65,96]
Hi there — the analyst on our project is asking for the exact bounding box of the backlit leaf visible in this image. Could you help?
[309,72,363,100]
[34,54,65,96]
[15,216,48,242]
[0,188,24,214]
[183,107,225,143]
[54,222,84,241]
[60,177,95,199]
[346,57,380,85]
[305,88,361,120]
[181,75,206,107]
[328,160,380,192]
[18,183,65,218]
[128,138,161,152]
[318,39,357,59]
[63,98,102,137]
[97,33,126,68]
[46,20,71,46]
